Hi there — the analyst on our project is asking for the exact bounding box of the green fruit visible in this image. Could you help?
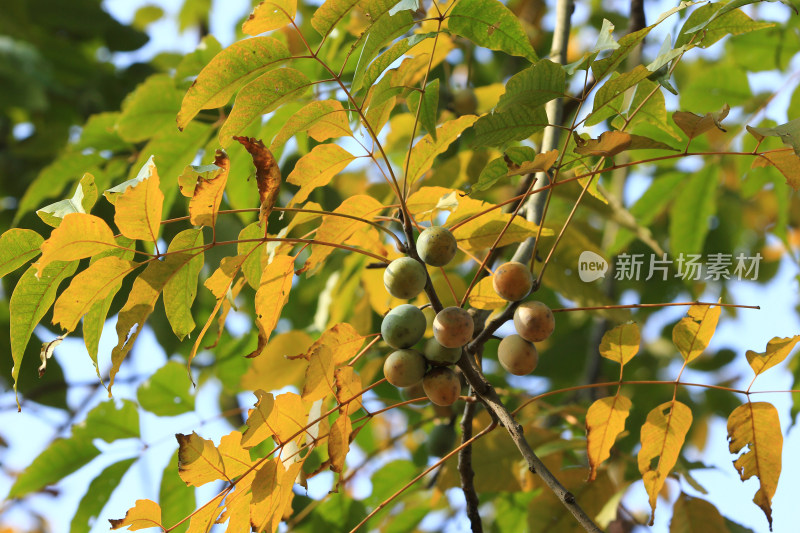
[428,423,457,457]
[423,338,462,365]
[433,306,474,348]
[423,367,461,406]
[384,257,427,299]
[416,226,457,267]
[497,334,539,375]
[401,381,428,404]
[513,301,555,342]
[381,304,427,348]
[452,88,478,116]
[493,261,533,301]
[384,349,427,387]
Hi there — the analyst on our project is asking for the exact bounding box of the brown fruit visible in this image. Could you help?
[423,367,461,406]
[497,334,539,375]
[513,301,555,342]
[492,261,533,301]
[433,306,474,348]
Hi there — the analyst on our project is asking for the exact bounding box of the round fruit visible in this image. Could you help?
[381,304,427,348]
[416,227,457,267]
[492,261,533,301]
[423,338,462,365]
[513,301,555,342]
[497,334,539,375]
[384,349,427,387]
[452,88,478,116]
[423,367,461,406]
[433,306,474,348]
[401,381,427,404]
[428,423,457,457]
[384,257,427,299]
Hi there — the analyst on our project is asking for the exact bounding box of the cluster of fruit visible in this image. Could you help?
[380,227,556,407]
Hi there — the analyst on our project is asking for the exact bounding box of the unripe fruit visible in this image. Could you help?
[492,261,533,301]
[381,304,426,348]
[513,301,555,342]
[384,349,427,387]
[427,423,457,457]
[423,338,462,365]
[423,367,461,406]
[452,88,478,116]
[433,306,474,348]
[416,227,457,267]
[497,334,539,375]
[384,257,427,299]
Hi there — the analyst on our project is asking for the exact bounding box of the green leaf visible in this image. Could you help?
[747,119,800,156]
[680,64,750,111]
[74,113,132,153]
[591,26,651,80]
[353,33,434,93]
[219,68,313,146]
[137,361,195,416]
[472,156,509,193]
[8,437,100,498]
[163,229,205,340]
[10,261,78,408]
[406,79,439,140]
[73,399,140,443]
[177,36,291,129]
[592,18,620,53]
[159,449,195,533]
[680,1,776,46]
[669,166,719,257]
[175,35,223,82]
[311,0,359,37]
[590,65,650,119]
[448,0,538,62]
[495,59,565,112]
[270,99,353,151]
[470,105,548,147]
[70,458,137,533]
[0,228,43,280]
[117,74,183,142]
[407,115,477,184]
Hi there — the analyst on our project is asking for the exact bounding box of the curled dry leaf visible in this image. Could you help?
[234,136,282,226]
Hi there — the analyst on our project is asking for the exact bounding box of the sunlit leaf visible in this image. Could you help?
[334,366,363,416]
[598,322,640,367]
[235,136,282,223]
[177,36,291,129]
[471,105,548,147]
[311,0,359,37]
[183,150,229,228]
[177,431,250,486]
[447,197,552,251]
[586,394,631,481]
[250,457,303,532]
[302,345,335,402]
[242,389,276,447]
[354,33,435,93]
[240,331,312,392]
[448,0,538,62]
[591,65,650,117]
[407,186,459,221]
[286,143,356,206]
[329,412,352,474]
[672,303,721,364]
[52,256,138,333]
[243,0,297,35]
[113,156,164,242]
[249,254,295,358]
[163,229,205,340]
[496,59,565,112]
[746,335,800,376]
[35,213,117,276]
[0,228,43,280]
[270,99,352,150]
[727,402,782,530]
[297,322,366,366]
[37,173,97,228]
[117,74,183,142]
[219,68,313,146]
[406,79,440,140]
[10,260,78,408]
[406,115,478,184]
[109,499,162,531]
[468,276,506,310]
[137,361,195,416]
[591,26,652,79]
[205,255,246,299]
[638,400,692,524]
[751,150,800,190]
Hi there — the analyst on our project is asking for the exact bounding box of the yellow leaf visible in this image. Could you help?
[36,213,117,276]
[304,195,386,273]
[240,331,311,392]
[329,413,352,474]
[113,157,164,242]
[189,150,229,228]
[185,493,224,533]
[599,323,640,367]
[670,493,729,533]
[298,322,366,366]
[586,394,631,481]
[270,100,353,151]
[249,254,295,358]
[448,202,551,251]
[334,366,363,416]
[752,151,800,190]
[242,390,276,448]
[638,400,692,524]
[286,144,356,206]
[467,276,506,310]
[205,255,247,299]
[109,499,162,531]
[243,0,297,35]
[251,458,303,533]
[268,392,310,445]
[746,335,800,376]
[52,256,138,333]
[177,431,250,487]
[727,402,782,530]
[407,186,459,222]
[217,431,254,479]
[302,345,335,403]
[406,115,478,184]
[672,303,720,364]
